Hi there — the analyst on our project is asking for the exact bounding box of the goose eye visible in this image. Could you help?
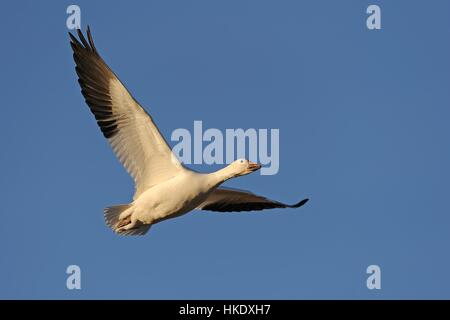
[240,160,244,163]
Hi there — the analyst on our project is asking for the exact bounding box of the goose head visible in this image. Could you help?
[212,159,262,183]
[230,159,262,177]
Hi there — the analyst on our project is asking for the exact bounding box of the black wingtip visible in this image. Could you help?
[86,25,97,54]
[69,26,98,55]
[68,31,78,43]
[291,198,309,208]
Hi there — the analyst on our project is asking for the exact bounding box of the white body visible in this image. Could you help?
[128,171,217,224]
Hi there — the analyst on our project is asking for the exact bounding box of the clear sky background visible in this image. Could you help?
[1,0,450,299]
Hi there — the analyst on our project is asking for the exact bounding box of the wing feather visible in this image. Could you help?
[70,27,185,199]
[198,187,309,212]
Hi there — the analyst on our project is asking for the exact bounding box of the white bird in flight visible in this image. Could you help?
[69,27,309,236]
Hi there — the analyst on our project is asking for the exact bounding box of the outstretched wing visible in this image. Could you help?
[69,27,185,199]
[198,187,309,212]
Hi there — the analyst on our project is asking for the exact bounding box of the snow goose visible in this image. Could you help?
[69,27,309,236]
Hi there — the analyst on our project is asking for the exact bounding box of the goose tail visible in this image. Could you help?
[103,204,151,236]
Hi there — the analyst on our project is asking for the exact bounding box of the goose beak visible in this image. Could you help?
[247,161,262,172]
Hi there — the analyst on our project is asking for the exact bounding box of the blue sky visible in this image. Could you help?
[1,0,450,299]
